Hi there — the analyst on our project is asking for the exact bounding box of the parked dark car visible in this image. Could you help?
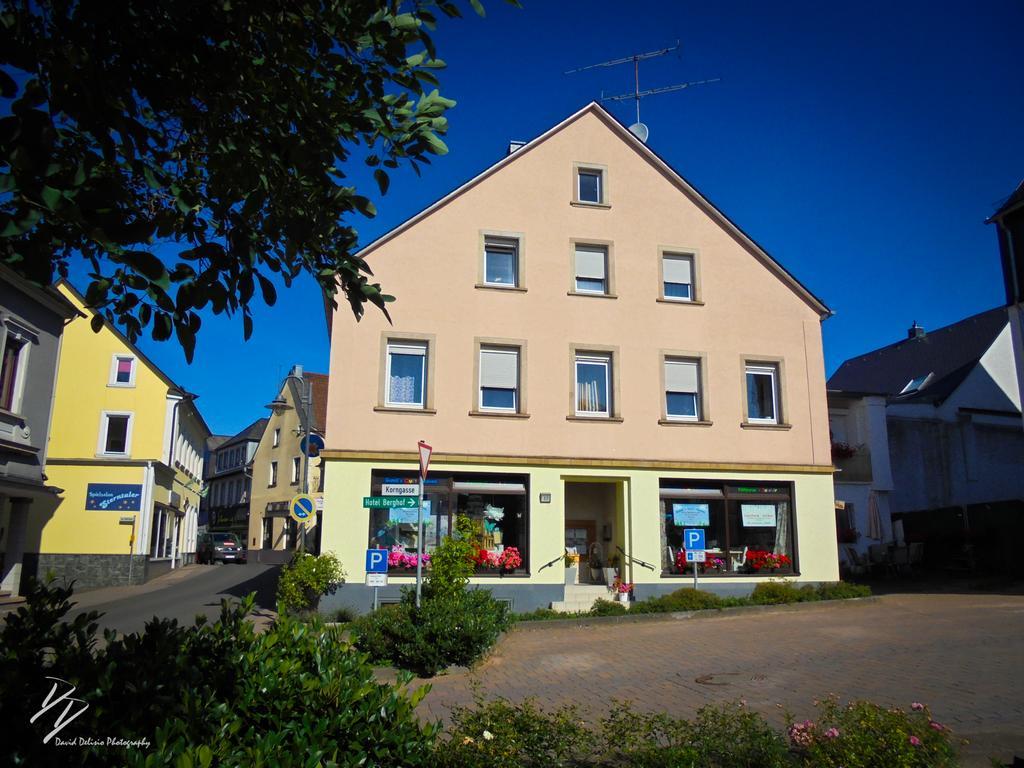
[197,532,247,564]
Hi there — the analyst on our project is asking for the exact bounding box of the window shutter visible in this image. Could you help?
[665,359,699,393]
[389,341,426,356]
[575,246,607,279]
[663,255,692,284]
[480,348,518,389]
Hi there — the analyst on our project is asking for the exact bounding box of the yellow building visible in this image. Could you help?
[320,103,839,614]
[247,366,328,563]
[23,282,211,588]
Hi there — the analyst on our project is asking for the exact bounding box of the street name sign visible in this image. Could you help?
[363,496,418,509]
[381,483,420,497]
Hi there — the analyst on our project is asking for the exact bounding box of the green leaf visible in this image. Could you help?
[256,272,277,305]
[469,0,486,17]
[373,168,389,195]
[40,185,62,211]
[117,250,167,282]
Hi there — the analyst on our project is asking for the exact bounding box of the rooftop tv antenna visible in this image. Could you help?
[564,41,720,143]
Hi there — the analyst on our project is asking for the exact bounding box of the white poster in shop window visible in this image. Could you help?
[672,503,709,527]
[741,503,776,527]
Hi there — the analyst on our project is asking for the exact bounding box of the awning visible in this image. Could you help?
[453,482,526,495]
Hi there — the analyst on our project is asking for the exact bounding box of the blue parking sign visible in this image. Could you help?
[366,548,388,573]
[683,528,706,551]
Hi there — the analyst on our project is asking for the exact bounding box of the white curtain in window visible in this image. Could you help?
[773,502,790,556]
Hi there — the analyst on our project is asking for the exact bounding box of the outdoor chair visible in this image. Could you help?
[844,546,867,576]
[868,544,894,576]
[730,546,748,571]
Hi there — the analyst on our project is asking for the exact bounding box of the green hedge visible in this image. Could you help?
[1,579,435,766]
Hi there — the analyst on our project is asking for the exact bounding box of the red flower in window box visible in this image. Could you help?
[746,550,792,571]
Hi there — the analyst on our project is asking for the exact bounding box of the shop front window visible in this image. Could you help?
[368,471,529,574]
[660,482,794,575]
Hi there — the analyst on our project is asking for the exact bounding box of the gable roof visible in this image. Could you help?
[219,417,269,449]
[56,279,213,436]
[323,101,830,335]
[828,306,1009,404]
[987,178,1024,222]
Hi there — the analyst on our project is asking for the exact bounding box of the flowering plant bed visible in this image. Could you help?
[387,544,429,571]
[472,546,522,571]
[746,550,793,572]
[610,575,634,594]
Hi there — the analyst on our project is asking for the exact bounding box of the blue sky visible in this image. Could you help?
[76,1,1024,436]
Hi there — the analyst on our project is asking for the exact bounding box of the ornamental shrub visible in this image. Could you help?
[350,587,510,676]
[590,598,628,616]
[750,580,819,605]
[276,551,345,613]
[788,698,958,767]
[0,578,435,767]
[427,514,477,598]
[632,586,723,613]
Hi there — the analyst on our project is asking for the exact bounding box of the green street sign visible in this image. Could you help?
[362,496,418,509]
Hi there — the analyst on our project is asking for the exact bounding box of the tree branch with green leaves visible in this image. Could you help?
[0,0,518,360]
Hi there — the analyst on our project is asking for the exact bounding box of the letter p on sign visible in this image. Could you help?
[684,528,706,551]
[366,548,388,573]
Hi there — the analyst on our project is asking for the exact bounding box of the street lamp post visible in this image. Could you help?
[265,366,314,553]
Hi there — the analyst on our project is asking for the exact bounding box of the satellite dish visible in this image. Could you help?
[628,122,649,143]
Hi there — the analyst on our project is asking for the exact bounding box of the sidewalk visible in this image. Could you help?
[0,564,207,613]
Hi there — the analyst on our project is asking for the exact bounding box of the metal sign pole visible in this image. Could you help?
[415,482,424,608]
[693,557,698,591]
[374,586,379,612]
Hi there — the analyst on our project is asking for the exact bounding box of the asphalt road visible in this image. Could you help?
[64,562,280,636]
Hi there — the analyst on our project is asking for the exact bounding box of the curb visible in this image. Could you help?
[510,595,883,632]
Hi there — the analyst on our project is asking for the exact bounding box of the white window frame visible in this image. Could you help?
[107,353,137,387]
[269,460,278,487]
[385,341,428,409]
[745,364,779,424]
[665,358,701,422]
[575,353,611,418]
[662,253,694,302]
[577,168,604,204]
[272,428,280,447]
[0,319,34,413]
[482,236,520,288]
[574,245,608,295]
[97,411,134,456]
[478,346,519,413]
[291,456,301,484]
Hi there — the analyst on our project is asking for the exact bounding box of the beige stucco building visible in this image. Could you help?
[247,367,328,563]
[320,103,838,613]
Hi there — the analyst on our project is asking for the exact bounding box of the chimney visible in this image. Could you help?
[290,364,304,378]
[507,140,527,155]
[907,321,925,340]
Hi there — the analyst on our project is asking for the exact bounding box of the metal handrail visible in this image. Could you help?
[616,545,655,571]
[538,550,569,572]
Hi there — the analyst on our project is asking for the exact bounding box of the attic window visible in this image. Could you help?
[900,373,932,394]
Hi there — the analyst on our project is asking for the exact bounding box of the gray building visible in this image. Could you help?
[0,266,79,596]
[200,418,267,539]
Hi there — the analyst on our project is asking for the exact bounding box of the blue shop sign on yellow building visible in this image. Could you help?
[85,484,143,511]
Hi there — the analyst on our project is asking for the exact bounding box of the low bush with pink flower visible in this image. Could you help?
[786,697,959,767]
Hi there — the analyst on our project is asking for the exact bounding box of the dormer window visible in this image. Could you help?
[900,373,932,394]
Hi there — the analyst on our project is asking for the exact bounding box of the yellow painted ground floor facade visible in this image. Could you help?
[12,461,202,589]
[318,454,840,615]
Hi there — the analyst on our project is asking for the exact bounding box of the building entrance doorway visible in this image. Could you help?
[564,480,622,584]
